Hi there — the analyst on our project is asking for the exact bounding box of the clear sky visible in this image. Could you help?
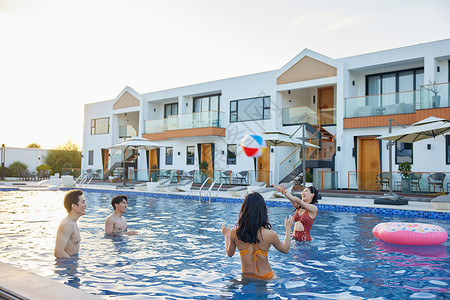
[1,0,449,149]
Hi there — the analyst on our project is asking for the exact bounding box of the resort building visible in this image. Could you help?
[82,38,450,191]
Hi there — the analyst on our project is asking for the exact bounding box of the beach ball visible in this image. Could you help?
[240,134,267,158]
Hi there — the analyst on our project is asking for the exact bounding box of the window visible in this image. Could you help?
[193,95,220,112]
[91,118,109,135]
[227,144,237,165]
[186,146,195,165]
[230,96,271,123]
[366,68,423,107]
[166,147,173,165]
[395,142,413,164]
[446,136,450,164]
[88,150,94,165]
[164,103,178,118]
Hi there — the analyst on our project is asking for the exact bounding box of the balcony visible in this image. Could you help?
[282,106,336,126]
[119,125,137,138]
[143,111,225,140]
[345,82,450,119]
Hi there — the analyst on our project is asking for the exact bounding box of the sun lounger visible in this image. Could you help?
[227,182,268,197]
[135,179,170,191]
[227,186,248,197]
[176,180,193,192]
[273,181,294,198]
[247,182,267,194]
[431,194,450,210]
[253,187,275,199]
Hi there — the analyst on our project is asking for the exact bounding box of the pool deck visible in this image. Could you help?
[1,181,448,215]
[0,181,449,299]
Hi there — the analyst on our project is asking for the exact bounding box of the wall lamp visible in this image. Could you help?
[437,66,440,72]
[352,81,355,86]
[427,144,431,150]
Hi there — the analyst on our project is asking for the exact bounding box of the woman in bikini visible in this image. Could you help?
[273,184,319,241]
[221,192,294,280]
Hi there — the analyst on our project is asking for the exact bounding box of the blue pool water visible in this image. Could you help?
[0,190,449,299]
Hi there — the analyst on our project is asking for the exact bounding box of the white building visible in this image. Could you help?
[82,38,450,191]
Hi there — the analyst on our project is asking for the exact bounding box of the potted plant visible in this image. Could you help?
[424,80,441,108]
[199,160,208,183]
[398,162,411,193]
[305,170,313,187]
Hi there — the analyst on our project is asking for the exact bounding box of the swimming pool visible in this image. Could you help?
[0,190,449,299]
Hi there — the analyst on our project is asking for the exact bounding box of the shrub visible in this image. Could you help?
[398,162,411,179]
[0,167,10,177]
[199,161,208,170]
[8,161,28,177]
[36,164,51,172]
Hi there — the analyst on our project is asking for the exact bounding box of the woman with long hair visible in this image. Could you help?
[273,184,319,241]
[221,192,294,280]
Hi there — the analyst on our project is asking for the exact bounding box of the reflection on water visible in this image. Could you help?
[0,191,449,299]
[54,256,81,288]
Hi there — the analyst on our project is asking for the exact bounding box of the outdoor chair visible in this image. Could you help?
[410,173,422,192]
[180,170,194,180]
[219,170,232,185]
[428,173,446,193]
[376,173,390,191]
[234,171,248,185]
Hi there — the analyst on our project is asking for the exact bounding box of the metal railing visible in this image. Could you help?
[347,171,450,193]
[144,111,225,134]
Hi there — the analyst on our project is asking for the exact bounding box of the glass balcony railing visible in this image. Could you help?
[144,111,224,134]
[119,125,137,138]
[420,82,450,109]
[282,106,318,126]
[144,118,168,134]
[345,90,418,118]
[168,111,224,130]
[345,83,450,118]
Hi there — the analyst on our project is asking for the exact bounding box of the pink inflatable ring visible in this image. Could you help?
[373,222,448,246]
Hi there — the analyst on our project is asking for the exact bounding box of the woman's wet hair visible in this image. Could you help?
[308,186,319,204]
[236,192,272,244]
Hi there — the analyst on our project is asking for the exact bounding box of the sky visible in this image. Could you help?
[1,0,449,150]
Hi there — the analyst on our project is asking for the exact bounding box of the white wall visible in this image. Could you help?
[1,147,49,171]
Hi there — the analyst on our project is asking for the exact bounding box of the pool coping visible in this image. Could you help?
[0,262,101,300]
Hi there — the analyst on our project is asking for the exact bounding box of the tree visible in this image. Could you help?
[27,143,41,148]
[44,141,81,174]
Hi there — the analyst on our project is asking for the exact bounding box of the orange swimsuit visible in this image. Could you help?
[239,243,274,280]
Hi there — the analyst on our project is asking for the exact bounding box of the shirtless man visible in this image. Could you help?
[54,189,87,258]
[105,194,137,235]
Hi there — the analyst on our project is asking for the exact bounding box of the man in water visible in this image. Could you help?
[105,194,138,235]
[54,189,87,258]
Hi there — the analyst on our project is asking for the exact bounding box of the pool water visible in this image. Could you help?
[0,190,449,299]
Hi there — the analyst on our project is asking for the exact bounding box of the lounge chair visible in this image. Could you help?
[176,180,193,192]
[227,186,248,197]
[247,182,266,194]
[274,181,294,197]
[157,178,179,192]
[253,181,294,199]
[135,178,170,191]
[253,187,276,199]
[227,182,267,197]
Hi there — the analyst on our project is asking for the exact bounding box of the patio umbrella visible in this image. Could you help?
[376,117,450,143]
[260,130,320,186]
[376,116,450,202]
[260,131,320,148]
[108,137,165,188]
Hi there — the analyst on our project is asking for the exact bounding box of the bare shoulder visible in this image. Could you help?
[58,218,75,234]
[261,228,277,240]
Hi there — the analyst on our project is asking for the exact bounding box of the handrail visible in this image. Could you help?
[208,177,222,203]
[198,177,212,202]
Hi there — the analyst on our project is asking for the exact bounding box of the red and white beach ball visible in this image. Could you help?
[240,134,267,158]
